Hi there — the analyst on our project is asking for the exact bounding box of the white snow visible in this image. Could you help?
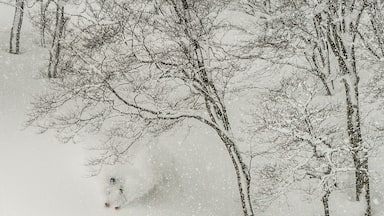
[1,2,384,216]
[0,6,241,215]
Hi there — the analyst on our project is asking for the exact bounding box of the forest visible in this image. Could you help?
[1,0,384,216]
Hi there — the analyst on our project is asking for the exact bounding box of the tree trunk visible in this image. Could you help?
[9,0,24,54]
[172,1,254,214]
[217,131,254,216]
[48,3,65,78]
[322,189,331,216]
[202,94,254,216]
[362,157,371,216]
[39,0,47,47]
[343,76,371,216]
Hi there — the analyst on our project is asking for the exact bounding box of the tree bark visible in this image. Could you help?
[199,69,254,216]
[172,1,255,214]
[322,189,331,216]
[218,130,254,216]
[9,0,24,54]
[39,0,47,47]
[48,3,65,78]
[343,76,371,216]
[325,2,372,213]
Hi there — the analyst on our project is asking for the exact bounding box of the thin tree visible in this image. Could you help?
[9,0,24,54]
[239,1,379,215]
[38,0,53,47]
[47,0,65,78]
[28,1,255,215]
[246,74,346,216]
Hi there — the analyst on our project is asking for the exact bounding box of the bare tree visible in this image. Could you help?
[245,74,349,215]
[47,0,66,78]
[28,1,255,215]
[28,0,55,47]
[38,0,53,47]
[239,1,384,215]
[318,2,371,214]
[9,0,24,54]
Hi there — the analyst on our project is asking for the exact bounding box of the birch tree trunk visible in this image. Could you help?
[202,92,254,215]
[196,41,254,216]
[39,0,47,47]
[194,45,254,216]
[343,76,371,216]
[217,131,254,216]
[324,2,371,214]
[322,189,331,216]
[48,2,65,78]
[173,1,255,214]
[9,0,24,54]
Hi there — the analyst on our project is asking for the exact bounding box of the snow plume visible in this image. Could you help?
[100,146,178,210]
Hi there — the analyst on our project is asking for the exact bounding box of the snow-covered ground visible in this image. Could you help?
[0,5,241,216]
[0,29,240,213]
[0,6,103,215]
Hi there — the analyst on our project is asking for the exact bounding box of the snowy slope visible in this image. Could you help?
[1,3,384,216]
[0,31,241,214]
[0,4,242,216]
[0,12,104,215]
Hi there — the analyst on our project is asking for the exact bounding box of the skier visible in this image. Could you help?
[104,177,127,210]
